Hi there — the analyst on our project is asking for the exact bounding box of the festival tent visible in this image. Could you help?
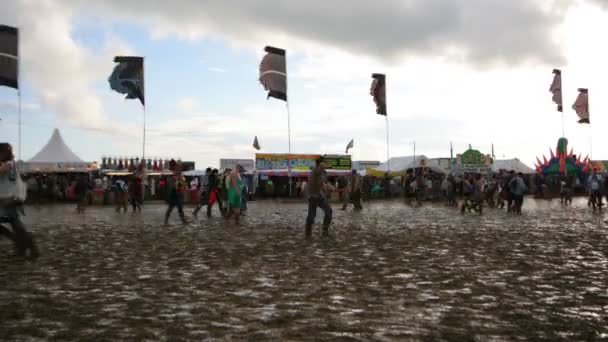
[366,155,444,177]
[492,158,535,174]
[22,129,94,172]
[374,155,428,172]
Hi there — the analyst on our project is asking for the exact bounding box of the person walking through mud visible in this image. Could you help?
[0,143,38,258]
[509,172,528,214]
[337,176,349,210]
[129,176,143,213]
[75,174,91,214]
[343,170,363,210]
[206,169,224,217]
[193,168,211,218]
[587,168,603,212]
[226,166,244,225]
[113,178,128,213]
[164,163,188,225]
[305,159,333,236]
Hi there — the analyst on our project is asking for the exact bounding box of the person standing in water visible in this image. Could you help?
[305,159,333,237]
[227,166,244,225]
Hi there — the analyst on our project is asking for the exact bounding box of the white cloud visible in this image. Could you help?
[207,67,226,73]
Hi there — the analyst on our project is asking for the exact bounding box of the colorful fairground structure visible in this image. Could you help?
[535,137,591,178]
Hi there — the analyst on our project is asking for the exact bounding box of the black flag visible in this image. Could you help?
[370,73,386,115]
[0,25,18,89]
[253,136,261,150]
[109,56,145,105]
[259,46,287,101]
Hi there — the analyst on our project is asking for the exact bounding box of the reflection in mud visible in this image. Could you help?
[1,198,607,341]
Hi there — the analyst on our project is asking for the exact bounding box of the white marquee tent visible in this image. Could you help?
[22,129,93,172]
[492,158,535,174]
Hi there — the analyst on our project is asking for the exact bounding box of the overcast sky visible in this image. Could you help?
[0,0,607,168]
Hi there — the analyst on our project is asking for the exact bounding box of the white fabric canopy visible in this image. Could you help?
[492,158,535,174]
[375,155,429,172]
[28,129,84,163]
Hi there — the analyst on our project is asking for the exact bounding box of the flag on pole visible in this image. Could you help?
[259,46,287,101]
[572,88,589,124]
[253,136,261,150]
[549,69,562,112]
[109,56,145,105]
[491,143,495,159]
[370,73,386,115]
[0,25,18,89]
[345,139,354,154]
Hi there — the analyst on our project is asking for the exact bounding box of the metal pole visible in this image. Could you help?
[285,49,292,197]
[17,26,21,163]
[386,116,390,173]
[143,105,146,160]
[413,141,416,175]
[286,102,292,197]
[17,89,21,163]
[142,57,146,160]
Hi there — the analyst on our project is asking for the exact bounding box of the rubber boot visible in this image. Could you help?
[305,225,312,238]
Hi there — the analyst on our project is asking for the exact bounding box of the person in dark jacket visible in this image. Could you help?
[164,166,188,225]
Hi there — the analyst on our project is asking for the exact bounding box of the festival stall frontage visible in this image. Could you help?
[99,156,196,202]
[255,153,352,197]
[449,146,493,175]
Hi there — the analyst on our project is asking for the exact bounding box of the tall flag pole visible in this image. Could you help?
[108,56,145,158]
[0,25,20,161]
[371,73,389,172]
[450,141,453,172]
[550,69,564,136]
[259,46,291,194]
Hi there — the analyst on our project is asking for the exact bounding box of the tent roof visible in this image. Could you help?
[492,158,535,174]
[28,129,84,163]
[375,155,428,172]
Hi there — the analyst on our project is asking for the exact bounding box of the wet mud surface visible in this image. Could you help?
[1,198,607,341]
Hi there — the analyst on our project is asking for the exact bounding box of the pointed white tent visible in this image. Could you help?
[492,158,535,174]
[28,129,84,163]
[23,129,93,172]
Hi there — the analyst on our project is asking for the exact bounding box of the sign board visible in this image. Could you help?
[320,155,352,170]
[255,154,320,171]
[220,159,255,172]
